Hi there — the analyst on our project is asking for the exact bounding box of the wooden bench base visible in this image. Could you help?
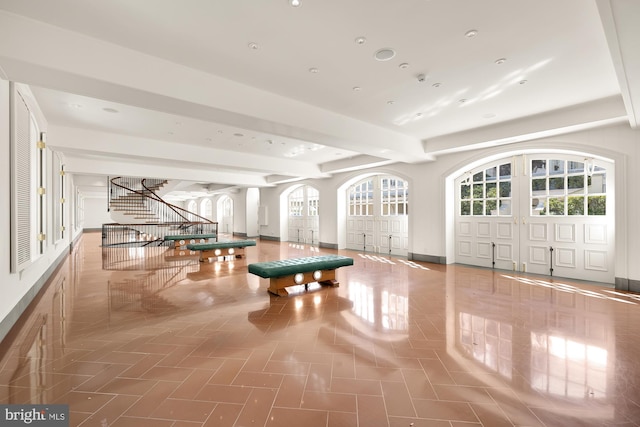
[187,240,256,262]
[268,269,339,296]
[198,246,246,262]
[165,234,217,249]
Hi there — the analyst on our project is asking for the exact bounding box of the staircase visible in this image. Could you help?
[103,176,218,247]
[109,178,167,223]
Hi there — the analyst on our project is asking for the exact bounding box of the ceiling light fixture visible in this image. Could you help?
[519,79,528,85]
[352,86,361,91]
[495,58,506,65]
[309,67,319,73]
[290,0,301,6]
[465,29,478,38]
[387,100,395,105]
[248,42,259,50]
[374,48,396,61]
[102,107,118,113]
[432,83,441,88]
[354,36,366,45]
[399,63,409,69]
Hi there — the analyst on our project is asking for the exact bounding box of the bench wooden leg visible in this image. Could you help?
[319,279,339,287]
[266,269,339,296]
[268,278,289,296]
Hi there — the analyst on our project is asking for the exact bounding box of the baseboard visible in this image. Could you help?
[616,277,640,293]
[319,242,338,249]
[259,235,280,241]
[409,252,447,264]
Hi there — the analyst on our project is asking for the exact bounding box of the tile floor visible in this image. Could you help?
[1,232,640,426]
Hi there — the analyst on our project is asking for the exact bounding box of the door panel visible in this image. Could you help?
[455,154,614,283]
[287,186,320,244]
[346,175,409,256]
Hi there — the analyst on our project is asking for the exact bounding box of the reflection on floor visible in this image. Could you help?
[1,232,639,426]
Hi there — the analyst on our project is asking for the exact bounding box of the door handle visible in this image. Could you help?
[514,216,518,224]
[522,216,526,225]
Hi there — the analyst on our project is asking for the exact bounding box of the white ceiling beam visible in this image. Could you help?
[48,125,325,179]
[0,11,423,163]
[423,96,628,157]
[596,0,640,129]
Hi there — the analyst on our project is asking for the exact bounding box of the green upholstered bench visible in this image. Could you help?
[248,255,354,296]
[187,240,256,261]
[164,234,217,249]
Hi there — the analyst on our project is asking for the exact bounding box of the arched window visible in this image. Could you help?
[307,187,319,216]
[288,187,304,216]
[460,162,512,216]
[530,158,606,216]
[187,200,197,214]
[349,179,373,216]
[381,177,408,216]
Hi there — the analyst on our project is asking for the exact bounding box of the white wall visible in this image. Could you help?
[0,80,74,342]
[259,122,640,283]
[83,196,112,229]
[246,187,260,237]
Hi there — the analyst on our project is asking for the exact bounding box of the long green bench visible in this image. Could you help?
[164,234,217,249]
[187,240,256,261]
[248,255,354,296]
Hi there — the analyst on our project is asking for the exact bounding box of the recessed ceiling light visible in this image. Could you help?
[205,137,212,141]
[234,133,244,137]
[459,99,468,104]
[102,107,118,113]
[432,83,441,88]
[290,0,301,6]
[374,48,396,61]
[495,58,506,65]
[248,42,259,50]
[387,100,395,105]
[465,29,478,38]
[352,86,361,91]
[309,67,319,73]
[415,113,423,118]
[399,63,409,69]
[519,79,528,85]
[354,36,366,45]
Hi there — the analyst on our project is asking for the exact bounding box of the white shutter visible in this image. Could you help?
[11,88,32,272]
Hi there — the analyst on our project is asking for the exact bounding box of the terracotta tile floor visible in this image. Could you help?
[2,231,640,426]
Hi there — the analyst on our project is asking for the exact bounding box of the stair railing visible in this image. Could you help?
[110,177,215,225]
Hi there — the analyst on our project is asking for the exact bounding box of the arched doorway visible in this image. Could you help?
[200,199,212,220]
[346,175,409,256]
[287,185,319,244]
[217,195,234,236]
[186,200,197,215]
[453,153,614,283]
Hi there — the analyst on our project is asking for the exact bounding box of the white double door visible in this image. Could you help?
[346,215,408,256]
[455,155,614,283]
[288,215,319,244]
